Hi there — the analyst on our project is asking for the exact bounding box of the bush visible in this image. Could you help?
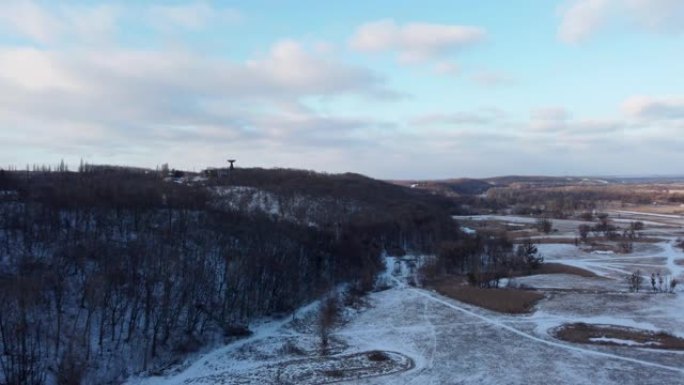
[535,218,552,234]
[578,224,591,241]
[626,270,643,292]
[367,351,390,362]
[279,340,306,356]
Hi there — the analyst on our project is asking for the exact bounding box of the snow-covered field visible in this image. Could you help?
[127,212,684,385]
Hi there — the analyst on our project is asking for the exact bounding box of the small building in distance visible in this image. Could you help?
[203,160,237,178]
[202,168,231,178]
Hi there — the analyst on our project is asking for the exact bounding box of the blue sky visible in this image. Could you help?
[0,0,683,178]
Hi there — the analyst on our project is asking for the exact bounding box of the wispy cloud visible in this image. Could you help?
[623,96,684,121]
[0,1,120,45]
[147,1,242,30]
[558,0,684,43]
[412,108,506,127]
[349,19,486,64]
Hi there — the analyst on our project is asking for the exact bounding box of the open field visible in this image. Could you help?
[127,208,684,385]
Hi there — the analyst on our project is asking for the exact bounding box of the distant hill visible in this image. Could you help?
[392,178,494,196]
[390,174,684,198]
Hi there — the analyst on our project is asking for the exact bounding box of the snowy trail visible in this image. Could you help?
[126,301,320,385]
[573,255,667,262]
[420,300,437,385]
[613,211,684,220]
[662,240,684,278]
[545,240,683,279]
[411,288,684,375]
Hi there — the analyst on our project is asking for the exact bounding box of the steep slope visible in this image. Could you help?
[0,166,462,385]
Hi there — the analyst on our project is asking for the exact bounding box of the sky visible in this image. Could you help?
[0,0,683,179]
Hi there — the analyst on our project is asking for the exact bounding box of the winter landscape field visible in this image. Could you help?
[2,1,684,384]
[4,169,684,385]
[123,208,684,385]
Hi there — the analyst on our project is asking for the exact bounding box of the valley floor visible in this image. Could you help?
[127,210,684,385]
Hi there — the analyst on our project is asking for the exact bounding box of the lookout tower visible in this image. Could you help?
[227,159,236,170]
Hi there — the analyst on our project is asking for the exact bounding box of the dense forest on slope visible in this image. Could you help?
[0,166,461,385]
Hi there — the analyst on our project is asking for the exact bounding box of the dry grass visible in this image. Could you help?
[524,237,577,244]
[623,204,684,216]
[431,280,544,314]
[552,323,684,350]
[631,237,668,243]
[533,263,599,278]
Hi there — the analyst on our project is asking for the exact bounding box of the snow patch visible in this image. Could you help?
[589,337,659,347]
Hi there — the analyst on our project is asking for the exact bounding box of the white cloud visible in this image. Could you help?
[0,1,120,45]
[412,108,506,127]
[0,1,63,44]
[246,40,383,95]
[530,107,571,131]
[558,0,684,43]
[0,2,406,171]
[0,39,395,166]
[529,106,623,136]
[148,1,241,30]
[349,19,486,63]
[0,48,84,91]
[60,4,121,43]
[558,0,612,44]
[623,96,684,120]
[0,1,241,46]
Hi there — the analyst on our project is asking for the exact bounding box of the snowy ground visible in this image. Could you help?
[127,212,684,385]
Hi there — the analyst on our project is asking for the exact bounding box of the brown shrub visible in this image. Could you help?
[367,351,390,362]
[533,263,599,278]
[432,280,544,314]
[553,323,684,350]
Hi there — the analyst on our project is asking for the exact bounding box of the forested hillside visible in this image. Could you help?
[0,166,461,385]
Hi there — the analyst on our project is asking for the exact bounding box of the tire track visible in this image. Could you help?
[413,288,684,375]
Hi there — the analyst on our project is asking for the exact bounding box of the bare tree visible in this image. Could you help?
[578,224,591,242]
[318,294,339,353]
[535,218,552,234]
[516,239,544,271]
[627,270,643,292]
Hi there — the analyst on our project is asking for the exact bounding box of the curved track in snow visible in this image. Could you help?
[412,288,684,374]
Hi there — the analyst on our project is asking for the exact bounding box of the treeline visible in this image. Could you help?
[208,168,462,255]
[209,168,459,214]
[0,166,460,385]
[482,186,662,217]
[423,233,543,288]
